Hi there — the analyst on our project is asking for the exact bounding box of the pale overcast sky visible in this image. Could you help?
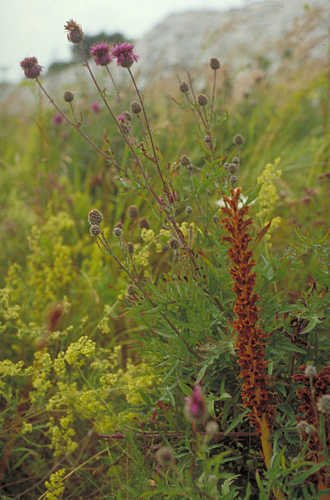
[2,0,258,83]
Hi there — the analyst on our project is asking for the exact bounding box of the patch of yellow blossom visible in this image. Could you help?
[21,422,33,434]
[0,359,25,376]
[141,228,155,243]
[97,304,113,334]
[256,158,282,244]
[47,414,77,457]
[45,468,66,500]
[64,336,96,368]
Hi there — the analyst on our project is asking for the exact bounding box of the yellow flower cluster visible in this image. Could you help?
[45,468,66,500]
[256,158,282,243]
[47,414,78,458]
[0,359,25,376]
[64,336,96,368]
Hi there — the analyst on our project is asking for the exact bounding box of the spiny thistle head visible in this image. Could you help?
[184,385,208,424]
[185,206,193,215]
[124,111,132,122]
[204,135,211,143]
[179,81,189,93]
[197,94,208,106]
[233,134,244,146]
[228,163,238,175]
[112,42,140,67]
[155,447,174,466]
[230,175,238,185]
[90,224,102,237]
[205,420,219,435]
[128,205,139,219]
[232,157,240,165]
[169,237,180,250]
[180,155,191,167]
[210,57,220,70]
[139,218,150,230]
[187,163,194,172]
[63,90,74,102]
[130,101,142,114]
[113,227,123,237]
[304,365,317,378]
[127,242,134,254]
[88,209,103,225]
[20,57,43,79]
[90,42,112,66]
[64,19,84,44]
[317,394,330,415]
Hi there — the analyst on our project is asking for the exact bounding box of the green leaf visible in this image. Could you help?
[177,379,193,396]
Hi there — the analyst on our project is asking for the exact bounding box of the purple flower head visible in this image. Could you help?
[91,102,101,113]
[184,385,208,424]
[112,42,140,68]
[52,113,64,125]
[90,42,113,66]
[20,57,43,79]
[117,113,125,122]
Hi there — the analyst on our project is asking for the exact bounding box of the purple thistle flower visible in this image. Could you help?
[20,56,43,79]
[117,113,125,122]
[90,42,113,66]
[52,113,64,125]
[91,102,101,113]
[111,42,140,68]
[184,385,208,424]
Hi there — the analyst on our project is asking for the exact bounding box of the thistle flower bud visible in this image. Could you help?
[212,215,220,224]
[180,155,191,167]
[155,446,174,466]
[130,101,142,114]
[63,90,74,102]
[233,134,244,146]
[228,164,238,175]
[197,94,208,106]
[139,218,150,230]
[128,205,139,219]
[210,57,220,70]
[169,238,180,250]
[184,385,208,424]
[124,111,132,122]
[185,206,193,215]
[90,224,102,237]
[230,175,238,185]
[205,420,219,436]
[179,81,189,93]
[113,227,123,237]
[204,135,211,143]
[88,209,103,225]
[304,365,317,378]
[187,163,194,172]
[317,394,330,415]
[296,420,308,435]
[127,242,134,254]
[64,19,84,44]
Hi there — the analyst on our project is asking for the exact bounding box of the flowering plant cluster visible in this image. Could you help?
[1,13,329,500]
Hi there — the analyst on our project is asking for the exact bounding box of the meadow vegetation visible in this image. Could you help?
[0,10,330,499]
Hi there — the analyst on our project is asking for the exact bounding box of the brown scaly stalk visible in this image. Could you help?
[220,187,284,498]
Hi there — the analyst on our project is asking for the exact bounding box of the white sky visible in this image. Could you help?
[1,0,256,83]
